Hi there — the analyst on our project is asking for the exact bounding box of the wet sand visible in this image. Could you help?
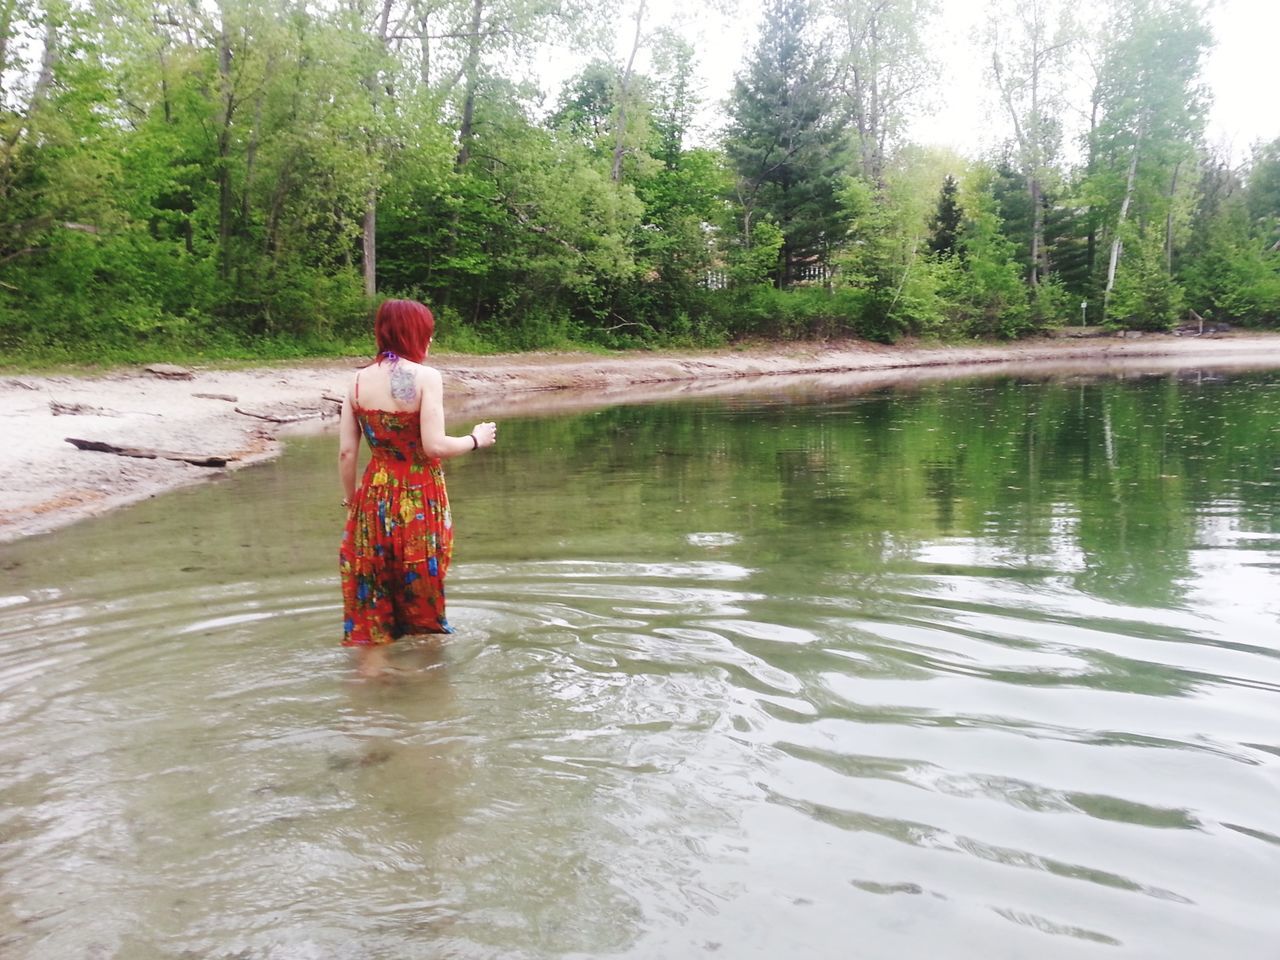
[3,333,1279,543]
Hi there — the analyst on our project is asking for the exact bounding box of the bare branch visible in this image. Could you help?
[0,248,45,266]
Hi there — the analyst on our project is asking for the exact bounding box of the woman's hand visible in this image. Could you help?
[471,421,497,449]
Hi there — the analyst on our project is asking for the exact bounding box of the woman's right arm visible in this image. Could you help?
[418,366,497,459]
[338,392,361,504]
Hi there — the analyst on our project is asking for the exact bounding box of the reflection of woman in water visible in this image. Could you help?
[338,299,496,677]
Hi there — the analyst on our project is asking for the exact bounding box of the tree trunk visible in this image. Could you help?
[1104,140,1140,312]
[455,0,483,169]
[158,48,173,124]
[30,13,57,108]
[1085,87,1099,305]
[0,0,15,107]
[1029,174,1043,286]
[242,95,263,223]
[1164,159,1181,273]
[992,35,1046,289]
[360,0,395,299]
[1027,29,1043,288]
[362,185,377,297]
[216,20,235,284]
[418,8,431,86]
[867,13,881,182]
[610,0,646,184]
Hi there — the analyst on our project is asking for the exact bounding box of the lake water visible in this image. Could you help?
[2,367,1279,959]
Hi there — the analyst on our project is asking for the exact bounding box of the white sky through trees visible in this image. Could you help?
[541,0,1278,164]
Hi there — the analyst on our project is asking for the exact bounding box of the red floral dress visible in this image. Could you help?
[340,402,453,646]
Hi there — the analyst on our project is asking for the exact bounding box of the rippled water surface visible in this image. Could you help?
[3,368,1280,959]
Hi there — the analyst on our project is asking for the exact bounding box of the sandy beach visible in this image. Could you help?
[3,332,1279,543]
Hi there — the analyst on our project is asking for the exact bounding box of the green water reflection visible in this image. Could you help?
[456,370,1280,604]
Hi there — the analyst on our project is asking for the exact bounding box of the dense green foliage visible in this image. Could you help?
[0,0,1277,362]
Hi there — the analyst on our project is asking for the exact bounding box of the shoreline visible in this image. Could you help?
[3,332,1280,544]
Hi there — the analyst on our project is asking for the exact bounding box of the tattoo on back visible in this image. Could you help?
[390,362,417,404]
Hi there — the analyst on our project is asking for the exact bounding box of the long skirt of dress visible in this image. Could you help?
[340,429,453,646]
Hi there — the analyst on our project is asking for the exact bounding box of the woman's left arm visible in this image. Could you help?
[418,366,496,458]
[338,394,361,505]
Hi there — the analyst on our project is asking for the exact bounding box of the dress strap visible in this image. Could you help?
[354,370,362,407]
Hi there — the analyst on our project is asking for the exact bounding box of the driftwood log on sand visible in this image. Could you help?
[234,405,325,424]
[192,392,238,402]
[143,364,196,381]
[64,437,235,468]
[235,396,341,422]
[50,400,118,417]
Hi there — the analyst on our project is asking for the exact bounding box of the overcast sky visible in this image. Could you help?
[552,0,1279,164]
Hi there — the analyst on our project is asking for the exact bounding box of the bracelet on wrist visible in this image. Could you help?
[470,433,479,450]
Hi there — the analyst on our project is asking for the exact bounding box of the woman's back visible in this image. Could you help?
[351,358,424,414]
[352,361,432,465]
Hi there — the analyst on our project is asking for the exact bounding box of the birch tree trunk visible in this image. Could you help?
[988,0,1071,290]
[1028,44,1043,288]
[1104,139,1140,310]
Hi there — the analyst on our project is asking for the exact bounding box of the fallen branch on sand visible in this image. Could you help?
[192,392,238,402]
[143,364,196,381]
[51,400,118,417]
[64,437,235,467]
[234,405,323,423]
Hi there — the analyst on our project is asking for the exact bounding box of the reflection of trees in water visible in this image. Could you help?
[399,370,1280,613]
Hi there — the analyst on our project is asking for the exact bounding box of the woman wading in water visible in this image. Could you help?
[338,299,497,677]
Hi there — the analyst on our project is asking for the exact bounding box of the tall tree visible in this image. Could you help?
[1088,0,1210,320]
[649,28,697,170]
[955,167,1032,337]
[440,0,588,169]
[358,0,397,298]
[986,0,1073,288]
[610,0,646,182]
[928,173,962,257]
[551,60,619,153]
[827,0,937,183]
[724,0,846,286]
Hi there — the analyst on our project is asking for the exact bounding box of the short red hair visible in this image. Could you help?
[374,299,435,362]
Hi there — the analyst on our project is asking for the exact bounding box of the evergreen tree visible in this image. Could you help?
[928,174,962,257]
[952,169,1032,337]
[724,0,847,287]
[1109,227,1184,329]
[1180,147,1280,326]
[988,153,1033,270]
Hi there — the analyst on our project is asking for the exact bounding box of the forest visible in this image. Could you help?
[1,0,1278,361]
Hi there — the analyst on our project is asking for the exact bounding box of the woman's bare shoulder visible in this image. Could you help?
[345,368,365,402]
[417,363,443,388]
